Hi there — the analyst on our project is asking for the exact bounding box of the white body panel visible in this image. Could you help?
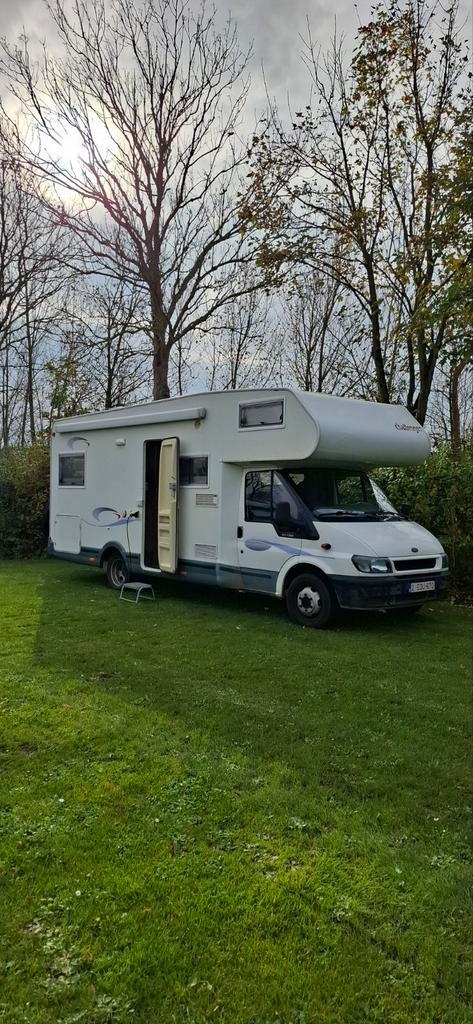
[49,388,446,609]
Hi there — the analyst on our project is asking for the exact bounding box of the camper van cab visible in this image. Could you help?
[49,389,448,628]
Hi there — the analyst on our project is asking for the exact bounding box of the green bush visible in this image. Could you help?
[0,444,50,559]
[376,445,473,597]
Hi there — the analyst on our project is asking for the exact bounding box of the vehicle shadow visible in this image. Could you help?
[29,561,463,826]
[52,562,431,632]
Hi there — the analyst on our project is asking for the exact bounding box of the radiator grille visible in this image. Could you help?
[195,493,218,508]
[195,543,218,560]
[394,557,436,571]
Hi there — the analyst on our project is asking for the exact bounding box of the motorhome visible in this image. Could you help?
[49,388,448,627]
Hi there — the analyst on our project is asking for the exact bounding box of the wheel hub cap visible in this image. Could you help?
[112,561,125,586]
[297,586,321,617]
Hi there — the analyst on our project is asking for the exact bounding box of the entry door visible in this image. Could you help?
[158,437,179,573]
[238,470,301,585]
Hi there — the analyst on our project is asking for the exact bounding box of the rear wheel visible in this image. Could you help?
[106,551,130,590]
[285,573,335,629]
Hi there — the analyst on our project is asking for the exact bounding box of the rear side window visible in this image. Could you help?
[239,400,284,428]
[58,453,85,487]
[180,456,208,486]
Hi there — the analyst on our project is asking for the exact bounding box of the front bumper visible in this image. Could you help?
[332,571,449,610]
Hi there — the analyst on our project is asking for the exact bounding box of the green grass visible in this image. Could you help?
[0,559,471,1024]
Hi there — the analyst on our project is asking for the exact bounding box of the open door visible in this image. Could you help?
[158,437,179,573]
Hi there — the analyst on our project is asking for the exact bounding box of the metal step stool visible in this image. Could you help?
[120,581,155,604]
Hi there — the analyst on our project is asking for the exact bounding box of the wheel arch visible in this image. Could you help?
[278,559,335,598]
[99,541,129,568]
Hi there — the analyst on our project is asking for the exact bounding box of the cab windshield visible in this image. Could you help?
[283,469,402,522]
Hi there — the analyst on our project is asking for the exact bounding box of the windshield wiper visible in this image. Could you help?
[372,511,405,521]
[313,508,373,519]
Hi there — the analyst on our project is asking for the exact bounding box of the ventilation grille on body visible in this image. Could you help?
[195,493,218,508]
[195,543,218,560]
[393,557,436,571]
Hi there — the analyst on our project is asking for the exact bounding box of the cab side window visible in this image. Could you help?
[272,473,301,523]
[245,471,272,522]
[245,471,307,535]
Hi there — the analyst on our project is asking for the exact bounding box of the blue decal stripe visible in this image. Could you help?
[245,537,313,557]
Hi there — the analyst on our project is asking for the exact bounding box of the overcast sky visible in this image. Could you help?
[1,0,471,128]
[3,0,470,116]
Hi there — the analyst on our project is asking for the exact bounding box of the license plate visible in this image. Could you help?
[409,580,436,593]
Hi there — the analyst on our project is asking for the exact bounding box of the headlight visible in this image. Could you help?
[352,555,392,574]
[441,554,449,569]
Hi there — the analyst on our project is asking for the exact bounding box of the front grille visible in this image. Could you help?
[393,557,436,571]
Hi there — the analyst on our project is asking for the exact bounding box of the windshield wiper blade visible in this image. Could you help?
[373,512,405,521]
[314,508,371,518]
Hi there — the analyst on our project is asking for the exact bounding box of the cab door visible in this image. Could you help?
[158,437,179,573]
[238,470,302,588]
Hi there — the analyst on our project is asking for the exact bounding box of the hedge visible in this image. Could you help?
[376,445,473,597]
[0,444,50,559]
[1,441,472,595]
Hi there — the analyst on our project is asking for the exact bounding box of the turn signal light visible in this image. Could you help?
[320,542,331,550]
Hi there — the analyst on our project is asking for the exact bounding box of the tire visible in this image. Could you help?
[106,551,130,590]
[285,572,335,629]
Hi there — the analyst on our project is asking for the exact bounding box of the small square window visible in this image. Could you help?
[59,453,85,487]
[239,400,284,428]
[180,456,208,486]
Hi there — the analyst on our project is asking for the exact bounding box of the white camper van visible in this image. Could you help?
[49,388,448,627]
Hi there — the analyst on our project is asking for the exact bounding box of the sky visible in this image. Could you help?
[2,0,471,121]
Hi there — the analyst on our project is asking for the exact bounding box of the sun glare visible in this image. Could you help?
[44,114,114,179]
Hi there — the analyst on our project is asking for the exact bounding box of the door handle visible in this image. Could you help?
[237,526,243,539]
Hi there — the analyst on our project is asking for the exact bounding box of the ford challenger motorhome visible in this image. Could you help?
[49,389,448,627]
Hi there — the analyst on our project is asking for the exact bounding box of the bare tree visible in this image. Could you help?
[243,0,470,422]
[200,281,279,391]
[66,279,150,409]
[0,121,72,445]
[44,323,94,434]
[281,273,383,399]
[1,0,262,400]
[428,351,473,447]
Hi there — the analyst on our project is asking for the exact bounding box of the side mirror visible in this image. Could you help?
[274,501,292,530]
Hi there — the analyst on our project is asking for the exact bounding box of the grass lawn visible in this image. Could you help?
[0,559,471,1024]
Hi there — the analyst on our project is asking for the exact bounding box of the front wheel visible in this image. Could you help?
[285,573,336,629]
[106,551,130,590]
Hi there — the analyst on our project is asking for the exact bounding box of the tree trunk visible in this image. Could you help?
[152,342,170,400]
[449,355,470,451]
[105,339,113,409]
[1,351,10,447]
[413,324,447,425]
[105,379,113,409]
[149,287,171,399]
[365,259,390,404]
[24,288,36,441]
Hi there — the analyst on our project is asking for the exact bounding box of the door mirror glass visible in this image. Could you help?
[274,500,292,529]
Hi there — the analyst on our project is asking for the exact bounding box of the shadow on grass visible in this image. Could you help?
[30,561,455,775]
[72,562,433,634]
